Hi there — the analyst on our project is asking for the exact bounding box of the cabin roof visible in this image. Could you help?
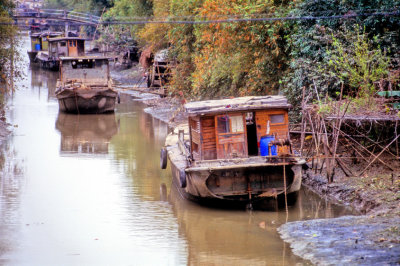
[59,56,111,61]
[48,37,86,42]
[184,95,291,115]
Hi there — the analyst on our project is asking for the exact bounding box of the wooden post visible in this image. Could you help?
[300,86,306,157]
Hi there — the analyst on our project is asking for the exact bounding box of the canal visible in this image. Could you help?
[0,34,354,265]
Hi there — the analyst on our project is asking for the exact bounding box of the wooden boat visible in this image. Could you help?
[37,37,86,70]
[161,96,306,209]
[27,31,63,63]
[55,56,118,114]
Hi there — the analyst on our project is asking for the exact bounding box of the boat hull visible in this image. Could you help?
[56,88,118,114]
[36,52,59,70]
[167,145,303,210]
[27,51,38,63]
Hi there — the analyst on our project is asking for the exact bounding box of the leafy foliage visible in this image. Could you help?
[284,0,400,111]
[167,0,295,99]
[96,0,400,106]
[327,28,390,100]
[0,0,21,96]
[97,0,153,60]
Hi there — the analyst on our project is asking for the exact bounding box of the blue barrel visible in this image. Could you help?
[260,135,277,156]
[35,43,41,51]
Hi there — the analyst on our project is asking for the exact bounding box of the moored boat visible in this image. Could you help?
[55,56,118,114]
[161,96,306,209]
[27,31,63,63]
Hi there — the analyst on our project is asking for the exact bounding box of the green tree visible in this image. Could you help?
[283,0,400,110]
[0,0,20,93]
[327,28,390,100]
[97,0,153,60]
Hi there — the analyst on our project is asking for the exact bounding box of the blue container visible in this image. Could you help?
[260,135,277,156]
[35,43,41,51]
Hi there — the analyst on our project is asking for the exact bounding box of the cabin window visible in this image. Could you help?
[270,114,285,124]
[231,115,244,132]
[217,115,244,133]
[217,116,230,133]
[71,60,94,69]
[60,42,66,47]
[69,40,76,47]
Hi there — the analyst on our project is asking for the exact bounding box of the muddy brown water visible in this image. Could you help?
[0,33,355,265]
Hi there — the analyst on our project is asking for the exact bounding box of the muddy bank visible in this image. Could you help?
[278,215,400,265]
[277,170,400,265]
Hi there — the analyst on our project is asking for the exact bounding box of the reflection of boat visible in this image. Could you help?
[167,181,354,265]
[55,56,118,114]
[55,112,118,155]
[168,184,302,265]
[161,96,306,209]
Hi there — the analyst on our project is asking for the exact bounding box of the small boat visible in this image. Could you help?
[55,56,118,114]
[161,96,306,209]
[27,31,63,63]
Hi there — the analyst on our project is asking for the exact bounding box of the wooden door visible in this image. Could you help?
[68,40,78,57]
[215,114,247,159]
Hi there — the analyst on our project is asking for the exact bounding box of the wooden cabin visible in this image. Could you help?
[59,56,111,86]
[184,96,291,161]
[48,37,86,60]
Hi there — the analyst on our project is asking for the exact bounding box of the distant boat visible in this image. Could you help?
[161,96,306,209]
[36,36,86,70]
[55,56,118,114]
[27,31,63,63]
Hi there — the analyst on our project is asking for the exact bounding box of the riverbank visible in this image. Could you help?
[0,120,11,143]
[112,66,400,265]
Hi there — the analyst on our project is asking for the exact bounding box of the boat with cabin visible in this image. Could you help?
[161,96,306,209]
[36,36,86,70]
[55,56,118,114]
[27,31,63,63]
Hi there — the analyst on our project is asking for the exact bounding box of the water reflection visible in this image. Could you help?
[168,183,354,265]
[110,100,171,202]
[0,140,24,263]
[55,113,119,156]
[30,66,58,99]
